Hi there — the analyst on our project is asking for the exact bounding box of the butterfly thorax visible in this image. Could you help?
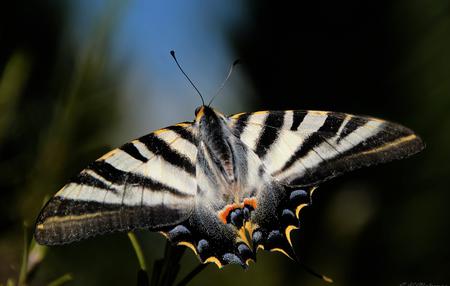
[194,106,256,208]
[196,106,236,184]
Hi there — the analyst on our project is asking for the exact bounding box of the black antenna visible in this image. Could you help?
[208,59,240,106]
[170,50,205,106]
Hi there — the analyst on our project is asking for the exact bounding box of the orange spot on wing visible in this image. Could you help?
[218,204,239,224]
[218,197,258,224]
[205,256,223,268]
[243,197,257,209]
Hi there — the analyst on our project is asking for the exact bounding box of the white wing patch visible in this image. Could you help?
[229,110,422,186]
[238,112,268,150]
[35,123,198,245]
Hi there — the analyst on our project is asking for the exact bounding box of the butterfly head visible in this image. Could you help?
[194,105,226,124]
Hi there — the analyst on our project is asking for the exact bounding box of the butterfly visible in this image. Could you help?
[34,104,424,268]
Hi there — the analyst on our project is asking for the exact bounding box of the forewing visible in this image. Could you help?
[35,123,198,245]
[229,110,424,186]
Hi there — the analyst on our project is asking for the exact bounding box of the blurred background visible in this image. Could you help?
[1,0,449,285]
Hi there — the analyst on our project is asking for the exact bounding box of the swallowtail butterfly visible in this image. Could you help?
[34,105,424,267]
[34,53,424,269]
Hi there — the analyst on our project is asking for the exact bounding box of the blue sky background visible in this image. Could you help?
[70,0,252,143]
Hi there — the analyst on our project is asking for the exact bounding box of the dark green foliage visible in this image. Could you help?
[0,0,121,284]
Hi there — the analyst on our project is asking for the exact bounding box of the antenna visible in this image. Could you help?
[208,59,240,106]
[170,50,205,106]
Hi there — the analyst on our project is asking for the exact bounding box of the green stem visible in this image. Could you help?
[18,222,29,286]
[151,241,185,286]
[47,273,73,286]
[128,232,147,271]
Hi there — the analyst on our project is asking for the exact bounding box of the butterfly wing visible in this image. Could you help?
[228,110,424,257]
[230,110,424,186]
[35,123,198,245]
[34,108,424,268]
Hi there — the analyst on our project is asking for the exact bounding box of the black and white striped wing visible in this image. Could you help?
[230,110,424,187]
[35,123,198,245]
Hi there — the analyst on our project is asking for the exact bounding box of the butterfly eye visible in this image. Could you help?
[195,106,201,116]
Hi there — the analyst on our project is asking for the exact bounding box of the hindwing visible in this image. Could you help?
[223,110,424,263]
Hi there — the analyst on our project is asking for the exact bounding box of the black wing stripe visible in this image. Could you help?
[280,113,345,172]
[290,128,422,185]
[290,110,308,131]
[336,116,369,144]
[86,160,192,198]
[44,197,188,217]
[35,197,190,245]
[233,113,251,138]
[167,125,196,145]
[120,142,149,163]
[138,133,196,175]
[69,172,116,191]
[255,111,285,157]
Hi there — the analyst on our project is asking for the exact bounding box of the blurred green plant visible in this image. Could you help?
[0,52,30,141]
[0,222,72,286]
[127,232,210,286]
[0,1,125,284]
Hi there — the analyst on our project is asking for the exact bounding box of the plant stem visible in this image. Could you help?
[18,222,29,286]
[128,232,147,271]
[151,241,185,286]
[47,273,73,286]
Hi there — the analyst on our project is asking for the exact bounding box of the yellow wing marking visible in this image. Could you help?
[310,186,319,198]
[175,122,192,127]
[359,134,418,155]
[295,203,308,219]
[38,212,109,227]
[177,241,198,256]
[229,112,246,119]
[204,256,223,268]
[253,111,269,115]
[99,124,191,162]
[245,258,254,266]
[98,149,119,160]
[270,248,294,260]
[229,110,269,120]
[238,228,251,247]
[154,128,169,135]
[285,225,299,247]
[159,231,169,239]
